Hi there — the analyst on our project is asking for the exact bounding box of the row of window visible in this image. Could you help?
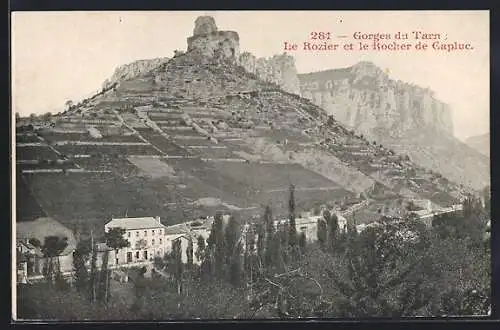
[127,229,163,238]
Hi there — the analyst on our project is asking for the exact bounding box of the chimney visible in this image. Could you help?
[155,216,161,225]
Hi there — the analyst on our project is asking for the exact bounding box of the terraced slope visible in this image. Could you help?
[15,51,470,234]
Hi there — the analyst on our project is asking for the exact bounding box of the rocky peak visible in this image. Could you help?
[193,16,218,36]
[102,57,170,90]
[351,61,386,78]
[187,16,240,65]
[240,52,300,95]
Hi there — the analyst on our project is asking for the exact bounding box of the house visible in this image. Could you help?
[16,250,28,284]
[104,216,166,265]
[93,242,116,268]
[16,218,77,278]
[163,217,216,264]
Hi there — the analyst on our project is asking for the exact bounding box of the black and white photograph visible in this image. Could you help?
[12,10,491,320]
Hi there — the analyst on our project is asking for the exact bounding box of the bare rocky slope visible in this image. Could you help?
[16,16,475,235]
[102,57,170,91]
[465,133,489,158]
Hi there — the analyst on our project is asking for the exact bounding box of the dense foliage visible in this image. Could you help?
[17,193,490,320]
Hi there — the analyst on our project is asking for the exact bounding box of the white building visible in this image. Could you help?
[103,212,346,268]
[104,216,166,265]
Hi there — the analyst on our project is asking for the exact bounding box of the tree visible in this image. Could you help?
[288,184,298,250]
[65,100,74,111]
[98,248,111,303]
[298,232,307,253]
[104,227,130,265]
[327,115,335,126]
[42,112,52,121]
[327,212,339,252]
[331,217,437,317]
[89,236,98,303]
[230,242,244,287]
[186,237,194,271]
[207,212,226,278]
[263,206,275,267]
[224,216,241,267]
[255,222,266,272]
[41,236,68,287]
[171,239,184,295]
[29,237,41,248]
[195,235,206,264]
[244,224,259,280]
[73,239,91,293]
[317,219,327,250]
[15,112,20,121]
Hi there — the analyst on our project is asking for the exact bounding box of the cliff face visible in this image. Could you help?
[240,52,301,95]
[102,57,170,90]
[187,16,240,65]
[298,61,489,191]
[298,61,454,140]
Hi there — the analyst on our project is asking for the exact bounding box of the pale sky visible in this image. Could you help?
[12,11,489,140]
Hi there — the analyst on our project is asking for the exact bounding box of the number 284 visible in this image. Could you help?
[310,32,331,40]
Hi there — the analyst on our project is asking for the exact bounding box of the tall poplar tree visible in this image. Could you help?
[288,184,298,249]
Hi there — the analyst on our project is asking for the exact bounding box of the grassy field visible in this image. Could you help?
[16,134,40,143]
[135,129,191,157]
[211,162,340,191]
[16,146,62,161]
[20,166,252,236]
[16,172,47,222]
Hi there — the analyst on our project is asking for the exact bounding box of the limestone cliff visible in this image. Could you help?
[298,61,454,140]
[102,57,170,90]
[240,52,301,95]
[298,61,489,191]
[186,16,240,65]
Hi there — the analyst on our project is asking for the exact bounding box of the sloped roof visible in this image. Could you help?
[164,223,190,236]
[16,217,76,256]
[96,242,113,252]
[105,217,165,230]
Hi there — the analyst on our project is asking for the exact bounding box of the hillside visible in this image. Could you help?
[465,133,489,157]
[15,16,471,237]
[298,62,490,191]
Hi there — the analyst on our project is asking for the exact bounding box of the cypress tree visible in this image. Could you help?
[224,216,240,266]
[264,206,275,267]
[317,219,327,250]
[255,222,266,271]
[288,184,298,249]
[73,239,91,294]
[212,212,226,278]
[299,232,307,254]
[186,237,194,271]
[172,239,183,295]
[230,242,244,287]
[328,212,340,252]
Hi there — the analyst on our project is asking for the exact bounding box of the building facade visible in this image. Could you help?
[104,216,166,265]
